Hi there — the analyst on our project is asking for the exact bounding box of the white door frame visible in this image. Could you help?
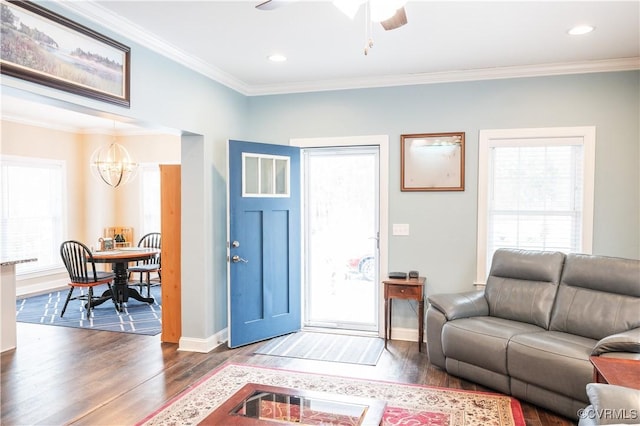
[290,135,389,337]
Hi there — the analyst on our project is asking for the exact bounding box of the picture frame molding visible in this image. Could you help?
[401,132,466,192]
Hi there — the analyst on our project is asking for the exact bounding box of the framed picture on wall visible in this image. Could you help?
[401,132,465,191]
[0,0,131,107]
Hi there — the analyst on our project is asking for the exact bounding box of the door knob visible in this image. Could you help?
[231,241,240,248]
[231,255,248,263]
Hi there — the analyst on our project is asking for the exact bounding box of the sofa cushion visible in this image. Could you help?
[550,287,640,340]
[442,316,544,375]
[508,331,595,401]
[582,383,640,425]
[560,253,640,297]
[485,249,565,329]
[550,254,640,340]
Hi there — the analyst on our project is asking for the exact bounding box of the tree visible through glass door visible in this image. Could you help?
[304,147,379,331]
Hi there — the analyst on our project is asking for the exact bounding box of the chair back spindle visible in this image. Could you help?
[139,233,161,265]
[59,240,116,317]
[128,232,162,298]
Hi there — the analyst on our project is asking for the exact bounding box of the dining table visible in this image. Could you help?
[90,247,160,311]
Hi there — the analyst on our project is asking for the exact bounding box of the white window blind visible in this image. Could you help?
[488,143,583,254]
[1,156,66,275]
[477,127,595,283]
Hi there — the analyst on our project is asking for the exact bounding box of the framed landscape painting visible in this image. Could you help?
[401,132,465,191]
[0,0,130,107]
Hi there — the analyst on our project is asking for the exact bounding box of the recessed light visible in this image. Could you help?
[568,25,595,36]
[268,54,287,62]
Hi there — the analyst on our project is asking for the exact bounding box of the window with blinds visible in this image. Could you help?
[476,127,595,283]
[1,155,66,275]
[488,142,584,254]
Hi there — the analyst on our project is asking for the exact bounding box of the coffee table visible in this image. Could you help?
[199,383,386,425]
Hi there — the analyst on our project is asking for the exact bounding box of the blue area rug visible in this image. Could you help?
[16,284,161,335]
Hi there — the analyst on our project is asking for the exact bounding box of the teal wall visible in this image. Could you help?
[3,2,638,340]
[247,72,640,328]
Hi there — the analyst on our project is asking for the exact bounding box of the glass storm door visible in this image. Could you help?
[303,146,380,332]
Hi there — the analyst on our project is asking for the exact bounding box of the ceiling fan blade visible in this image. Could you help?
[255,0,297,10]
[380,6,407,31]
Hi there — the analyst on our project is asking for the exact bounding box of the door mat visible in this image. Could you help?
[254,331,384,365]
[136,363,526,426]
[15,284,161,335]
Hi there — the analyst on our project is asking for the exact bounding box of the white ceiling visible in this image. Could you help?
[2,0,639,131]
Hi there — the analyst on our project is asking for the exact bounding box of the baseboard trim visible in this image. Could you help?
[16,278,68,297]
[176,327,421,352]
[387,326,422,343]
[178,328,228,353]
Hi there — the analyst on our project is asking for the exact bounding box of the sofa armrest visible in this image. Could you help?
[592,328,640,356]
[427,290,488,321]
[577,383,640,425]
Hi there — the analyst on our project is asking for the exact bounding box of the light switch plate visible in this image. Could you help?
[392,223,410,236]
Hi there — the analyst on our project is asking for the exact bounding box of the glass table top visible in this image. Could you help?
[229,389,369,425]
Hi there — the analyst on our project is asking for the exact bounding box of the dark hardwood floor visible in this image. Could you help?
[1,323,576,425]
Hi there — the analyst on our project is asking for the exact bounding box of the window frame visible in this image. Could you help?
[476,126,595,284]
[241,152,291,198]
[1,154,68,276]
[138,163,161,238]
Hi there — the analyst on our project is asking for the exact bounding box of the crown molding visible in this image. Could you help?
[2,114,80,134]
[57,2,639,98]
[1,114,175,136]
[56,1,251,95]
[245,57,640,96]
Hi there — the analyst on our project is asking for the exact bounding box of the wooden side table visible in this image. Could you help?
[383,276,426,352]
[590,356,640,389]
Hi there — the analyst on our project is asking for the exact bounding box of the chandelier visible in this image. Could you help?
[90,132,138,188]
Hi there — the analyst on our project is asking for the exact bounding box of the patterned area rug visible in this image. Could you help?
[137,363,525,426]
[15,284,161,335]
[254,331,385,365]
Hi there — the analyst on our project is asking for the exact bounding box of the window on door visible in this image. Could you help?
[1,155,66,275]
[242,153,290,197]
[476,127,595,283]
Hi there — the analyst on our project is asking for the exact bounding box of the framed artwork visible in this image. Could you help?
[1,0,130,107]
[401,132,465,191]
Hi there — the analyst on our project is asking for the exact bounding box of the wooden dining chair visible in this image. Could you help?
[128,232,161,297]
[59,240,116,317]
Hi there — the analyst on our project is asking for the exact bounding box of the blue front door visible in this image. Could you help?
[227,140,301,348]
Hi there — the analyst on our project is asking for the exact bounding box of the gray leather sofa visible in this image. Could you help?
[426,249,640,419]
